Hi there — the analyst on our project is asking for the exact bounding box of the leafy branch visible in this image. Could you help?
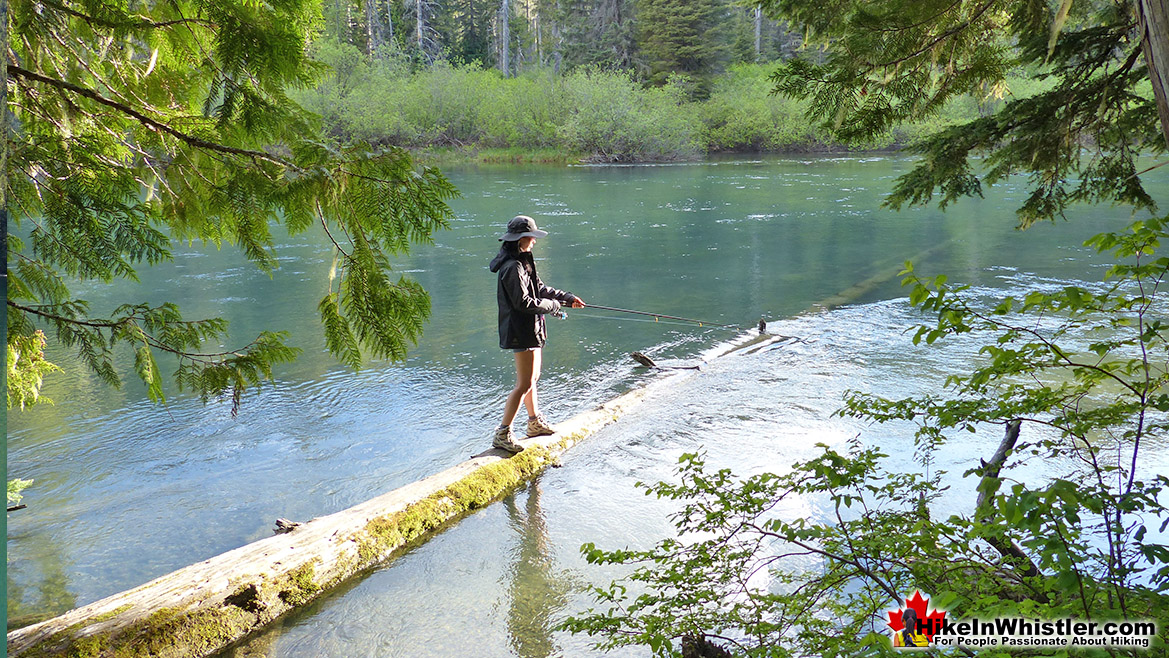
[565,218,1169,655]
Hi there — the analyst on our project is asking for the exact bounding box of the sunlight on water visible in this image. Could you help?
[222,300,1169,657]
[7,155,1168,655]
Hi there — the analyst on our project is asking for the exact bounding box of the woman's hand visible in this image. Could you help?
[571,296,586,308]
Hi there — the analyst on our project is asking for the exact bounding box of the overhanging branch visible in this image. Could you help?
[7,65,296,169]
[39,0,218,30]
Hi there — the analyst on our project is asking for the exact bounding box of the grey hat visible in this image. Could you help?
[499,215,549,241]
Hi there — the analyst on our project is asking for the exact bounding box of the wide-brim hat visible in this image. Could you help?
[499,215,549,241]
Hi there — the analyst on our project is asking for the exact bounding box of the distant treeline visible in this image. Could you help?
[296,42,1045,162]
[324,0,801,88]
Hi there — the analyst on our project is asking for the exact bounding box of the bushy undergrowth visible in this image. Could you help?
[295,43,1037,161]
[701,63,826,151]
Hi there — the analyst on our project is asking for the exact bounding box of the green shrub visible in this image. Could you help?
[294,46,1036,160]
[700,63,823,151]
[557,69,701,161]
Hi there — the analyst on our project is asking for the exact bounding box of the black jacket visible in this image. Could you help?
[489,250,576,349]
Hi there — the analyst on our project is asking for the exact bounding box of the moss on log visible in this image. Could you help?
[6,382,667,658]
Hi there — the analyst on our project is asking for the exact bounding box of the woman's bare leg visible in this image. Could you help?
[501,349,537,427]
[522,348,542,418]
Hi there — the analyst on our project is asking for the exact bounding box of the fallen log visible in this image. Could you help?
[6,380,676,658]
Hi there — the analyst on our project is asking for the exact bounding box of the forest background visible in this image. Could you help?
[303,0,1041,162]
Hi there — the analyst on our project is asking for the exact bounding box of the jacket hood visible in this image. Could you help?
[488,249,511,273]
[489,248,530,273]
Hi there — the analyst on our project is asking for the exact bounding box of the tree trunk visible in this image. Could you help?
[385,0,394,44]
[346,0,355,44]
[972,421,1045,586]
[2,0,8,210]
[500,0,510,77]
[416,0,424,52]
[534,2,541,65]
[365,0,386,56]
[1140,0,1169,148]
[553,5,562,74]
[754,7,762,61]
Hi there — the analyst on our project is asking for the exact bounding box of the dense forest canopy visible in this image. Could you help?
[319,0,801,85]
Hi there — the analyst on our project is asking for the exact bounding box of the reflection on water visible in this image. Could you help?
[7,156,1169,653]
[6,532,75,630]
[226,298,1169,657]
[503,481,576,658]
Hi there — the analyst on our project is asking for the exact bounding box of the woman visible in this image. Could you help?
[893,607,929,648]
[488,215,586,453]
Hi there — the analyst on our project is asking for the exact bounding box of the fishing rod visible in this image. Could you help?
[575,304,744,330]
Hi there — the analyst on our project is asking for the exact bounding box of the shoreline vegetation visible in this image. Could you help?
[296,45,1048,165]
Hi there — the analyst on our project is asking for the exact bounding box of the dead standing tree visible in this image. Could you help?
[499,0,511,76]
[410,0,442,61]
[365,0,390,55]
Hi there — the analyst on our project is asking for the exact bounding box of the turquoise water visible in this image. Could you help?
[6,156,1167,655]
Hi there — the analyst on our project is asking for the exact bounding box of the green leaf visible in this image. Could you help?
[134,346,166,404]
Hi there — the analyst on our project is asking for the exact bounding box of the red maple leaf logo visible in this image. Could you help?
[887,590,947,641]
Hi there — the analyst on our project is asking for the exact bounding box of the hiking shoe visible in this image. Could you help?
[492,426,525,453]
[526,414,556,437]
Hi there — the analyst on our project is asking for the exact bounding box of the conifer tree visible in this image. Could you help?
[635,0,730,94]
[764,0,1169,225]
[5,0,459,414]
[447,0,495,65]
[558,0,637,71]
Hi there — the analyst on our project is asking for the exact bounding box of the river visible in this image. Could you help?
[6,155,1168,655]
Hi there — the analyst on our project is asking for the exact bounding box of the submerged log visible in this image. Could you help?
[630,351,657,368]
[6,381,677,658]
[272,519,301,535]
[629,351,701,371]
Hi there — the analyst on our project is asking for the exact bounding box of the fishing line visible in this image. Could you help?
[580,304,744,329]
[567,311,712,328]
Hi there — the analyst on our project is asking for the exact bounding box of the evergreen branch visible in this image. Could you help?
[1131,159,1169,179]
[318,209,351,258]
[859,0,964,34]
[865,0,998,71]
[20,209,118,282]
[8,300,140,330]
[171,1,247,98]
[337,166,406,184]
[1110,42,1146,84]
[39,0,218,30]
[11,88,72,134]
[44,23,138,108]
[7,300,247,361]
[7,65,297,169]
